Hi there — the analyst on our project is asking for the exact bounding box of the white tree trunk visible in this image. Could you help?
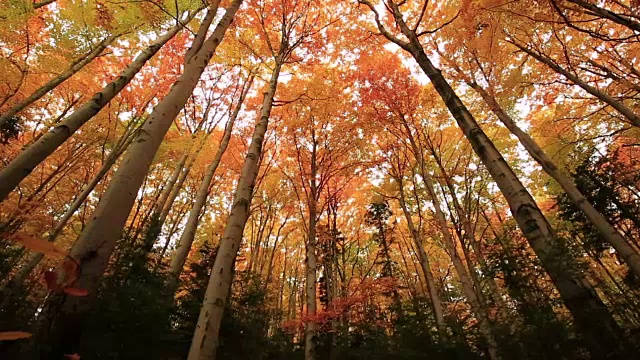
[187,60,281,360]
[39,3,240,355]
[169,75,253,280]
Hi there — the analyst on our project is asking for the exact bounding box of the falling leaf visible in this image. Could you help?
[18,236,66,258]
[63,287,89,297]
[61,258,80,287]
[44,270,62,292]
[0,331,32,341]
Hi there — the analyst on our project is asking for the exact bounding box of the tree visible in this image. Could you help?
[0,8,204,202]
[2,1,640,359]
[32,2,241,356]
[170,73,254,283]
[356,1,628,357]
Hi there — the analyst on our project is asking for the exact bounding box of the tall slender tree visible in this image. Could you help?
[33,2,242,355]
[357,1,627,357]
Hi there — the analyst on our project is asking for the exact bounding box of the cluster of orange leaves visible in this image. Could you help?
[281,277,399,334]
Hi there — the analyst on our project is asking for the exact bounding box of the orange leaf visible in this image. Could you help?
[61,258,80,287]
[63,287,89,297]
[19,237,66,258]
[0,331,32,341]
[64,354,81,360]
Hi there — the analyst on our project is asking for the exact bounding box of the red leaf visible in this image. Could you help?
[64,354,81,360]
[19,237,66,258]
[61,258,80,287]
[63,287,89,297]
[44,271,62,292]
[0,331,32,341]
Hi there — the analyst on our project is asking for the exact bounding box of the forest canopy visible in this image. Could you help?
[1,0,640,359]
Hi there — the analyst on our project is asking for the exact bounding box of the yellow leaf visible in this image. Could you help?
[18,236,67,258]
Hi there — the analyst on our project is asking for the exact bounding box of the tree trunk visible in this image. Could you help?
[155,127,212,230]
[155,152,190,221]
[360,2,627,352]
[187,58,280,360]
[48,125,136,242]
[264,215,289,288]
[35,4,239,356]
[0,9,202,203]
[33,0,57,9]
[468,80,640,279]
[0,33,120,127]
[0,127,134,306]
[305,135,319,360]
[394,23,626,356]
[184,1,220,62]
[430,148,511,322]
[395,176,446,336]
[418,163,499,360]
[391,105,495,352]
[169,75,253,280]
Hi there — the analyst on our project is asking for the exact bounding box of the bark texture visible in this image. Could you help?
[305,134,318,360]
[37,3,239,355]
[468,81,640,279]
[187,59,280,360]
[358,1,627,356]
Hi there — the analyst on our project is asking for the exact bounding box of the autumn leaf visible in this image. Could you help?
[45,266,88,296]
[64,354,81,360]
[63,287,89,297]
[18,236,67,258]
[61,258,80,287]
[44,270,62,292]
[0,331,32,341]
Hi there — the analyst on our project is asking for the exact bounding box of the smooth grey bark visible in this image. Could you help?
[187,58,281,360]
[48,124,139,242]
[184,1,220,62]
[36,3,239,356]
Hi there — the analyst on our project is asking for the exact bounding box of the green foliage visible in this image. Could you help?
[365,201,396,278]
[314,297,481,360]
[484,228,583,359]
[0,116,21,144]
[557,153,640,255]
